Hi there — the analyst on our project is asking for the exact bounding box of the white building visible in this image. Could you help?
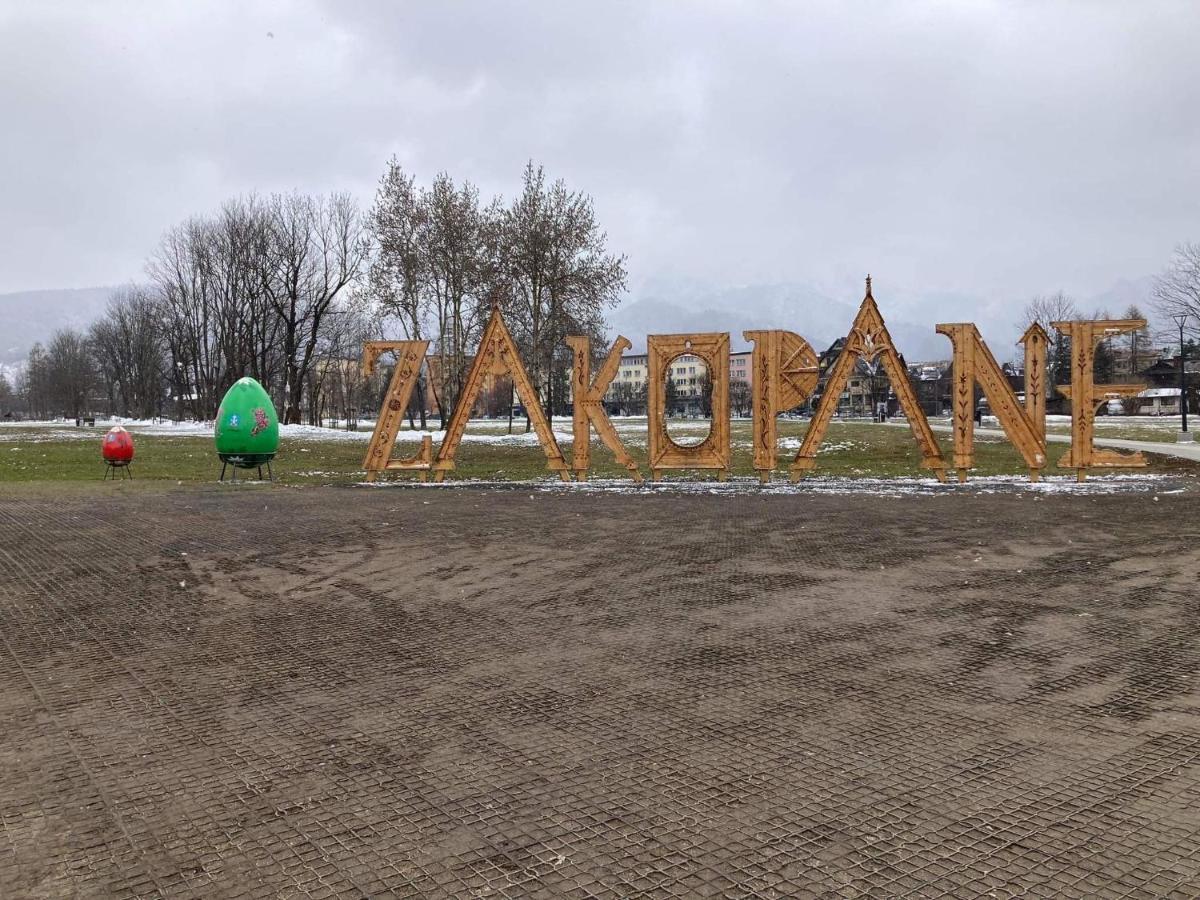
[1135,387,1181,416]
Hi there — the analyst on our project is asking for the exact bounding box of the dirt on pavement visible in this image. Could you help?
[1,482,1199,898]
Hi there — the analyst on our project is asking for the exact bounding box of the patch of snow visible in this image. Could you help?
[354,472,1183,497]
[0,417,577,446]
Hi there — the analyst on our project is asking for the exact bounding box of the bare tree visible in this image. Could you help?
[263,192,368,424]
[45,328,97,418]
[218,197,280,392]
[501,162,626,428]
[1152,242,1200,341]
[366,160,431,427]
[1019,291,1079,389]
[147,193,368,423]
[21,343,51,418]
[1020,291,1078,333]
[307,301,381,429]
[150,217,219,417]
[0,371,12,417]
[367,159,427,340]
[89,286,168,418]
[148,198,278,418]
[419,173,493,427]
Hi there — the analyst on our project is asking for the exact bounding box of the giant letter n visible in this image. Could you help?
[935,324,1047,482]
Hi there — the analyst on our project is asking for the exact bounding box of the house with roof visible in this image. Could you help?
[1134,387,1182,416]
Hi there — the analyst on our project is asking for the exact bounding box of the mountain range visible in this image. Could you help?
[0,275,1160,380]
[0,287,115,368]
[608,274,1162,359]
[607,282,951,359]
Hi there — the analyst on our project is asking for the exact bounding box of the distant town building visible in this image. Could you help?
[729,351,752,388]
[812,338,898,417]
[600,347,757,417]
[1135,387,1181,416]
[908,360,953,416]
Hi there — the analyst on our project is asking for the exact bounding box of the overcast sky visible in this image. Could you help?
[2,1,1197,331]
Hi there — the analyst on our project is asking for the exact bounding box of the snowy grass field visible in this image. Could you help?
[2,414,1198,488]
[978,413,1192,443]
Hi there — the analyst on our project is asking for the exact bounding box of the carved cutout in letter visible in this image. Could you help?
[792,277,947,482]
[647,333,731,481]
[432,308,570,483]
[1051,319,1148,481]
[1020,323,1049,444]
[568,335,642,482]
[362,340,432,482]
[743,330,819,482]
[936,324,1046,482]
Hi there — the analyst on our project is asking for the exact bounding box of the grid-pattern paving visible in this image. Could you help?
[1,484,1199,897]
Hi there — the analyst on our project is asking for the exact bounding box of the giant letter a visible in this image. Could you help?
[791,277,948,482]
[432,307,570,483]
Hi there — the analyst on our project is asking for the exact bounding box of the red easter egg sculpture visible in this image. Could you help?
[101,426,135,479]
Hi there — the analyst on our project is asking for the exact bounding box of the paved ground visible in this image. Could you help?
[2,483,1199,898]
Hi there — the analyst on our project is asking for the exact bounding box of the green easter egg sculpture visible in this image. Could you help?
[215,377,280,473]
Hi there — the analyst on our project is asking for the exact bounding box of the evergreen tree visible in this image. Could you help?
[699,371,714,417]
[665,374,680,416]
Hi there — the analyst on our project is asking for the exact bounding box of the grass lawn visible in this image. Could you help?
[2,416,1196,487]
[1042,423,1194,442]
[964,414,1193,444]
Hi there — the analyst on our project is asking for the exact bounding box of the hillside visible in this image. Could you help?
[0,287,115,366]
[609,282,957,359]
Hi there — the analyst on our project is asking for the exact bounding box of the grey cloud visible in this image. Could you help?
[1,0,1197,352]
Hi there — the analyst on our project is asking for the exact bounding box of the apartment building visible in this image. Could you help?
[609,351,754,389]
[729,351,752,386]
[603,348,757,415]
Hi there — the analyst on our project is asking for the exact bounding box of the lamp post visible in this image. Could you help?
[1172,313,1189,438]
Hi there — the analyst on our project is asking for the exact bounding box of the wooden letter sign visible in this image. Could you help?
[1052,319,1148,481]
[361,282,1155,487]
[361,340,432,482]
[567,335,642,482]
[1020,323,1049,444]
[743,330,819,482]
[432,307,570,483]
[936,323,1047,482]
[792,278,948,482]
[647,333,731,481]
